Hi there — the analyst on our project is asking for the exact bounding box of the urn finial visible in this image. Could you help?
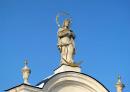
[22,59,31,84]
[115,75,125,92]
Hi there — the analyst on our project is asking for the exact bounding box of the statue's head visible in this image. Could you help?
[63,19,71,28]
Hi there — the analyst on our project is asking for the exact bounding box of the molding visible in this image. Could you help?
[42,71,110,92]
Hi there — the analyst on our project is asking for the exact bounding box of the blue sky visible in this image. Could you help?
[0,0,130,92]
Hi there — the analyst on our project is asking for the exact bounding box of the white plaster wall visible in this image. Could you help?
[42,72,109,92]
[51,84,92,92]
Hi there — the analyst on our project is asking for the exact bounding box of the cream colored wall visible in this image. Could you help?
[51,84,93,92]
[7,85,42,92]
[42,72,108,92]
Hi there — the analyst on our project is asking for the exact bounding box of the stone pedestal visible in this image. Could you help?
[54,64,81,74]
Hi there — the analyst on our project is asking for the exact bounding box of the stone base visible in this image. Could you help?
[54,64,81,74]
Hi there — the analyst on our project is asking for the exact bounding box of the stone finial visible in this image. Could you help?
[115,75,125,92]
[22,59,31,84]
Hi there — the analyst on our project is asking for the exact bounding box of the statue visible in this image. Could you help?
[56,12,77,66]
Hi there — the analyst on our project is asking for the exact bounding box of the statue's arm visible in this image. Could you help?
[58,30,69,37]
[69,30,75,39]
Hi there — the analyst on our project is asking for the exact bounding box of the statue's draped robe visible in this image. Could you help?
[57,27,75,65]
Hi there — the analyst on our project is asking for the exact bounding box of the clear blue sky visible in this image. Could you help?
[0,0,129,92]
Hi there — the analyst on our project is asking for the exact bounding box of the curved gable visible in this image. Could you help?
[42,71,109,92]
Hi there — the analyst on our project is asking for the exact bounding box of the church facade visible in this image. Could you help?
[5,14,125,92]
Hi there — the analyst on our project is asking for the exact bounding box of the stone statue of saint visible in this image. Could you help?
[57,19,75,65]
